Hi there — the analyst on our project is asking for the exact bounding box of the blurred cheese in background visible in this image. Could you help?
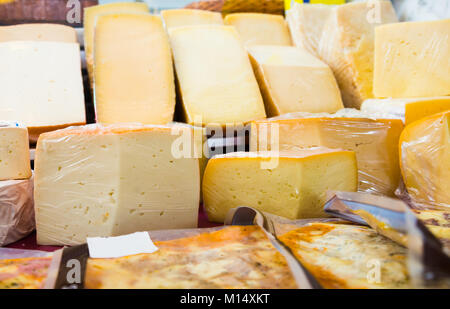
[34,124,201,246]
[0,41,86,143]
[224,13,292,46]
[94,13,175,125]
[203,149,358,222]
[169,25,266,126]
[0,24,77,43]
[374,19,450,99]
[248,45,343,117]
[161,9,223,30]
[0,122,31,181]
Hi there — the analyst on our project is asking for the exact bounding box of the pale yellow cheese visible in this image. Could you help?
[0,122,31,181]
[374,19,450,98]
[224,13,292,46]
[248,45,343,117]
[203,149,358,222]
[94,14,175,125]
[0,24,77,43]
[161,9,223,31]
[169,25,266,126]
[318,1,398,109]
[34,124,200,246]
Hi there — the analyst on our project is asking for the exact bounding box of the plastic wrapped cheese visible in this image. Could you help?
[0,122,31,181]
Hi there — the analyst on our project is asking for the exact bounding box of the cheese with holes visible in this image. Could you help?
[0,24,77,43]
[399,111,450,207]
[169,25,266,126]
[203,149,358,222]
[248,45,343,117]
[34,124,200,245]
[374,20,450,98]
[0,41,85,142]
[224,13,292,46]
[250,110,404,197]
[361,97,450,125]
[0,122,31,181]
[161,9,223,30]
[94,14,175,125]
[84,2,149,89]
[318,1,398,109]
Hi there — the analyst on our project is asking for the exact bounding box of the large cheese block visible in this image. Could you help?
[94,14,175,125]
[224,13,292,46]
[399,111,450,207]
[203,149,358,222]
[248,45,343,117]
[34,124,200,245]
[161,9,223,30]
[0,41,85,142]
[0,24,77,43]
[169,25,266,126]
[250,110,404,197]
[0,122,31,181]
[374,20,450,98]
[84,2,149,89]
[318,1,398,109]
[361,97,450,125]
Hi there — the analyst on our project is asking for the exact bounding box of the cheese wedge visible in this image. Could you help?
[250,110,404,197]
[399,111,450,207]
[203,149,358,222]
[0,122,31,181]
[248,45,343,117]
[94,14,175,125]
[0,23,77,43]
[318,1,398,109]
[224,13,292,46]
[374,19,450,98]
[169,25,266,126]
[0,41,85,142]
[34,124,200,245]
[361,97,450,125]
[161,9,223,30]
[84,2,149,89]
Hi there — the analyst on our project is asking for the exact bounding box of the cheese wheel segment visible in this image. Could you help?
[203,149,358,222]
[161,9,223,30]
[0,122,31,181]
[94,13,175,125]
[0,23,77,43]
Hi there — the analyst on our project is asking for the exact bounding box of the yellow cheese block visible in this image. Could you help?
[34,124,200,245]
[319,1,398,109]
[250,110,404,196]
[161,9,223,30]
[399,111,450,207]
[203,149,358,222]
[248,45,343,117]
[169,25,266,126]
[0,122,31,181]
[94,14,175,125]
[84,2,149,89]
[0,24,77,43]
[224,13,292,46]
[374,19,450,98]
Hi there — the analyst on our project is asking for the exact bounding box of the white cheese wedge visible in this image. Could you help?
[161,9,223,31]
[0,23,77,43]
[0,122,31,181]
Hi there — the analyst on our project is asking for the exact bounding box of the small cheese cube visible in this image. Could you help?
[161,9,223,31]
[248,45,343,117]
[0,122,31,181]
[0,23,77,43]
[203,149,358,222]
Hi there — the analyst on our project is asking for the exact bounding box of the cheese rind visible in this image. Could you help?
[0,123,31,181]
[203,149,358,222]
[34,124,200,246]
[0,23,77,43]
[94,14,175,125]
[161,9,223,30]
[248,45,343,116]
[374,20,450,98]
[224,13,292,46]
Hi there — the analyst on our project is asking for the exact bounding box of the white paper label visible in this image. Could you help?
[87,232,158,258]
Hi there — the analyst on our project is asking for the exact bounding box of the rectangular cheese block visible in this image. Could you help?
[400,111,450,207]
[161,9,223,31]
[0,41,86,142]
[224,13,292,46]
[34,124,200,245]
[248,45,343,117]
[84,2,149,89]
[0,122,31,181]
[251,110,404,197]
[0,24,77,43]
[318,1,398,109]
[361,97,450,125]
[374,20,450,98]
[94,14,175,125]
[203,148,358,222]
[169,25,266,126]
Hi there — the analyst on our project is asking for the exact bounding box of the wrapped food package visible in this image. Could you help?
[0,122,31,181]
